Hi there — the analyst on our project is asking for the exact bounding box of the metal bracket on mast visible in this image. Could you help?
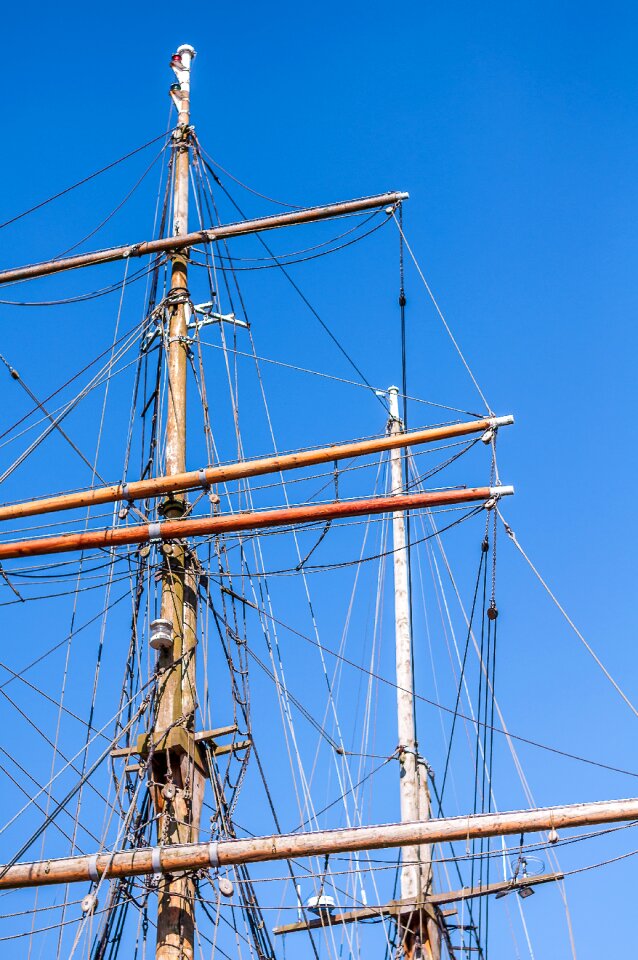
[188,302,249,332]
[142,296,248,352]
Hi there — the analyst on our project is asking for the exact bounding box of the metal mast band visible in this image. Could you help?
[151,847,162,876]
[208,842,219,868]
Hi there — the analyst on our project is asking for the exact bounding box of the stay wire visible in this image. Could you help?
[470,540,489,944]
[54,142,168,259]
[0,262,157,307]
[0,686,153,878]
[195,338,481,416]
[195,140,388,411]
[0,352,109,485]
[392,212,493,415]
[498,508,638,721]
[230,591,638,779]
[0,132,170,232]
[195,150,386,950]
[0,318,146,443]
[199,151,302,209]
[436,543,487,812]
[189,211,389,271]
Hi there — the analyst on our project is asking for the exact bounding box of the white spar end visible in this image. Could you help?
[490,414,515,428]
[489,485,514,498]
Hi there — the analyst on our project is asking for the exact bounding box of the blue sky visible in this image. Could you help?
[0,2,637,957]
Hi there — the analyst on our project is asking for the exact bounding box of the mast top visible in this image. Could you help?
[171,44,196,111]
[175,43,196,60]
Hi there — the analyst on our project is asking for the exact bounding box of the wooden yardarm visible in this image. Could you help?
[0,797,636,891]
[0,486,513,561]
[0,415,513,523]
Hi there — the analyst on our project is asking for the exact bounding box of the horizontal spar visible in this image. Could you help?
[1,796,636,891]
[0,191,408,286]
[0,416,514,523]
[0,487,513,561]
[272,873,564,934]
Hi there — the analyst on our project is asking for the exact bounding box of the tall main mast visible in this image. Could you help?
[152,43,203,960]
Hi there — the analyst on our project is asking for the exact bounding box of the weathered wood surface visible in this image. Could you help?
[1,797,635,891]
[0,486,513,560]
[0,192,408,285]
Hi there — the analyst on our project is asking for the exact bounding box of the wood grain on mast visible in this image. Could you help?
[388,386,440,960]
[153,43,202,960]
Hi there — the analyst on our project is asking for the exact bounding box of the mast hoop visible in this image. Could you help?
[147,521,163,542]
[151,847,162,876]
[208,842,219,868]
[87,854,99,882]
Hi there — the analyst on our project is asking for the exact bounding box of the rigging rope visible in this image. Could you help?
[0,133,169,233]
[193,144,392,955]
[392,212,494,415]
[196,339,482,415]
[195,139,388,411]
[199,150,302,210]
[235,593,638,778]
[54,143,167,259]
[0,352,109,484]
[498,509,638,721]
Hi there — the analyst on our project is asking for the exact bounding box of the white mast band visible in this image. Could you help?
[208,842,219,868]
[88,854,99,882]
[148,522,162,541]
[151,847,162,875]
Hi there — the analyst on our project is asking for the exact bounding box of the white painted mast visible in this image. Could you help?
[388,386,440,958]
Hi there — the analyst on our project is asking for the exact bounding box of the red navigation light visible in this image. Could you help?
[171,54,182,63]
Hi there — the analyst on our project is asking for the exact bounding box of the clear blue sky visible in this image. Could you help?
[0,2,637,958]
